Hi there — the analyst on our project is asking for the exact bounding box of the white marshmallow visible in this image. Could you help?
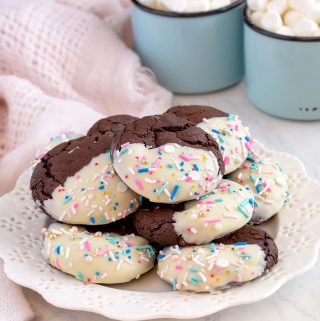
[184,0,211,12]
[250,11,265,26]
[247,0,268,11]
[277,25,295,35]
[267,0,288,14]
[288,0,316,13]
[261,11,283,31]
[283,10,305,26]
[210,0,231,10]
[293,17,319,36]
[157,0,188,12]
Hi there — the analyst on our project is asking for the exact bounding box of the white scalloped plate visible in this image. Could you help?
[0,141,319,320]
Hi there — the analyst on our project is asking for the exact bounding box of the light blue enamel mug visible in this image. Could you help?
[131,0,245,94]
[244,10,320,121]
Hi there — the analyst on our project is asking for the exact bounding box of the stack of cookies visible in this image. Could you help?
[31,105,288,292]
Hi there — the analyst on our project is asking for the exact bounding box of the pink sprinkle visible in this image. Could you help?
[134,179,144,190]
[224,156,230,165]
[73,203,79,209]
[243,163,250,169]
[197,200,204,204]
[54,259,61,269]
[179,154,190,161]
[235,125,239,131]
[84,240,92,252]
[235,146,239,154]
[98,246,110,256]
[237,274,242,282]
[175,264,184,270]
[245,142,253,152]
[125,242,134,246]
[76,175,81,180]
[105,174,113,178]
[206,200,215,204]
[203,218,222,223]
[122,209,127,218]
[186,176,192,182]
[121,142,130,148]
[152,158,161,168]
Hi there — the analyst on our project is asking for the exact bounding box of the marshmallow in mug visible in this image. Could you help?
[247,0,320,37]
[138,0,238,13]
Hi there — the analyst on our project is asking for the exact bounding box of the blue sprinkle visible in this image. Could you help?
[215,198,223,203]
[247,157,255,163]
[76,272,84,281]
[193,164,199,171]
[217,134,224,143]
[228,114,235,120]
[99,217,107,223]
[190,276,202,284]
[137,168,149,173]
[129,202,134,209]
[98,185,105,190]
[249,174,255,182]
[55,243,61,255]
[63,195,72,205]
[95,271,100,276]
[156,181,169,195]
[158,254,165,260]
[210,243,217,253]
[167,163,174,169]
[90,217,96,224]
[172,277,177,291]
[119,147,129,155]
[234,242,248,246]
[211,129,220,134]
[170,185,180,201]
[245,136,251,142]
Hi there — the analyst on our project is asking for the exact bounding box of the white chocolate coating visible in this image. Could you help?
[43,153,140,225]
[173,180,254,245]
[113,143,222,203]
[228,154,289,224]
[157,243,266,292]
[197,115,253,174]
[42,223,156,284]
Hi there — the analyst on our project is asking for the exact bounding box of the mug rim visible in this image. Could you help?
[131,0,244,18]
[244,8,320,42]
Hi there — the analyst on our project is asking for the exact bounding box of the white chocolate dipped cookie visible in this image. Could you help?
[157,243,267,292]
[166,106,254,174]
[228,153,289,224]
[111,114,224,203]
[133,179,254,245]
[173,179,254,244]
[42,223,156,284]
[31,135,140,225]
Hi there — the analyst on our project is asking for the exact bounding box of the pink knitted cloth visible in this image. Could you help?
[0,1,172,320]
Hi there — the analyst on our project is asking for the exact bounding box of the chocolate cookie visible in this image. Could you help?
[42,222,156,284]
[157,225,278,292]
[87,114,138,137]
[31,134,140,225]
[133,179,254,246]
[166,105,254,174]
[166,105,228,124]
[227,153,289,225]
[111,113,224,203]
